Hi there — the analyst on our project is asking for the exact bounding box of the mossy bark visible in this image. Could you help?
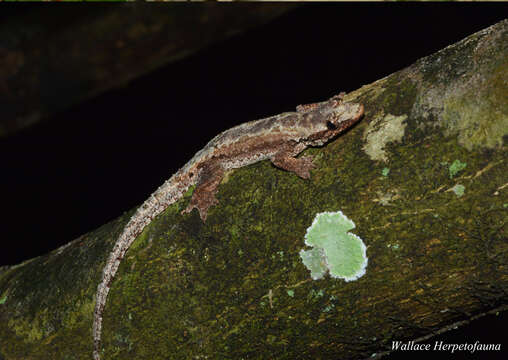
[0,4,293,138]
[0,20,506,360]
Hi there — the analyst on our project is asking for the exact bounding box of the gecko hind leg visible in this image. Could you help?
[271,144,316,179]
[181,164,224,221]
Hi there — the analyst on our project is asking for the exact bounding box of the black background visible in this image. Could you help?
[0,4,506,359]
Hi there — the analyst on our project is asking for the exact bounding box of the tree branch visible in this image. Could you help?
[0,19,506,360]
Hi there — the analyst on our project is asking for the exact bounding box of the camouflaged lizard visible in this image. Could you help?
[92,93,364,360]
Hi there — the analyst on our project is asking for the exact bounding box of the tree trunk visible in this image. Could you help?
[0,4,293,138]
[0,19,506,360]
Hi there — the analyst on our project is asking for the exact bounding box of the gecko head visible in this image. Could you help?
[303,99,364,146]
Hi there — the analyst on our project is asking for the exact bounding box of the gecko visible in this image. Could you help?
[92,92,364,360]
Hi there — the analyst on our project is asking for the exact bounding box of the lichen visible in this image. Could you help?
[387,243,400,251]
[362,113,408,162]
[448,159,467,178]
[451,184,465,197]
[300,211,368,282]
[299,247,327,280]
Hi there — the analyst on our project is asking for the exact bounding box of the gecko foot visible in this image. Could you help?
[181,164,223,221]
[271,154,316,179]
[293,156,317,179]
[182,192,218,221]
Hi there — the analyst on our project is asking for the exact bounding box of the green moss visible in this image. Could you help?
[308,289,325,300]
[412,23,508,151]
[384,77,419,114]
[0,217,127,359]
[440,63,508,150]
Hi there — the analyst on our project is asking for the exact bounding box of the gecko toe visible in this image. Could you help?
[182,194,218,221]
[297,156,316,179]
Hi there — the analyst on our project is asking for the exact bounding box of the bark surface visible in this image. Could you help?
[0,20,506,360]
[0,4,293,137]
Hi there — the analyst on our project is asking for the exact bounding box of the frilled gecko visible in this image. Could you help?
[92,93,364,360]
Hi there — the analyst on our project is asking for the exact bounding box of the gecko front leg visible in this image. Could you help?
[270,142,316,179]
[182,162,224,221]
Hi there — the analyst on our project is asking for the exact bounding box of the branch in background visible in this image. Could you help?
[0,4,294,137]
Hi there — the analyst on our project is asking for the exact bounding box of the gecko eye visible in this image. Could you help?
[326,121,337,130]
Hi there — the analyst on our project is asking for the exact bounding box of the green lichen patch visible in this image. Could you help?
[362,113,408,162]
[386,243,400,250]
[381,167,390,177]
[450,184,465,197]
[300,211,368,282]
[299,247,327,280]
[448,159,467,178]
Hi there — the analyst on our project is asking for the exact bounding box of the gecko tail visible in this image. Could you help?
[91,172,195,360]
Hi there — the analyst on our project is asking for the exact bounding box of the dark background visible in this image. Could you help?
[0,4,506,359]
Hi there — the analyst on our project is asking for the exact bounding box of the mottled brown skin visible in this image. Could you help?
[182,93,364,220]
[93,93,364,360]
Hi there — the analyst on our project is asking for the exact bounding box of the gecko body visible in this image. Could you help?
[93,93,364,360]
